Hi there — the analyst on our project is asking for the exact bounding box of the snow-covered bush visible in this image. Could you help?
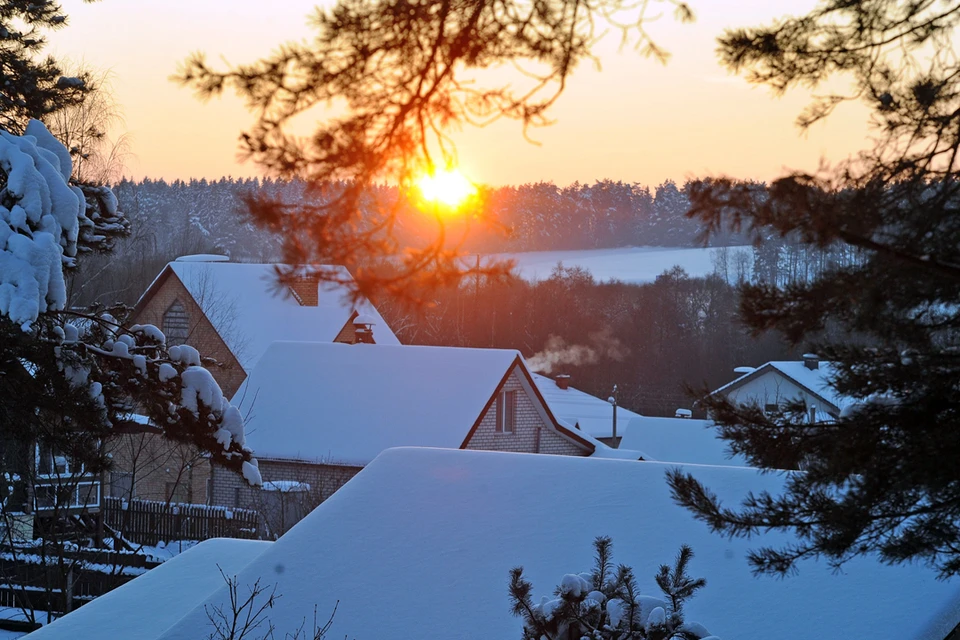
[509,537,717,640]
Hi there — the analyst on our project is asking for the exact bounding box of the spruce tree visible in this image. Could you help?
[508,537,713,640]
[666,0,960,578]
[0,1,94,133]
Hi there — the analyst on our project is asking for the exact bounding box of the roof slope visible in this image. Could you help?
[30,539,271,640]
[713,361,851,412]
[619,416,749,467]
[158,260,400,372]
[154,448,958,640]
[531,373,641,437]
[234,342,522,464]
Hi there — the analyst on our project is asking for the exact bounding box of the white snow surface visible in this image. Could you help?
[147,448,959,640]
[149,261,400,373]
[27,538,271,640]
[494,246,750,284]
[619,416,748,467]
[532,372,641,437]
[233,342,521,464]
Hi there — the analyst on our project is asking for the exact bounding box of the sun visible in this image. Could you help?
[416,168,476,209]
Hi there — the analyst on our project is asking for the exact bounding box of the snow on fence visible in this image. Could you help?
[103,497,259,545]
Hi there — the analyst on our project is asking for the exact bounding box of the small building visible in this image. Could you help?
[710,354,851,422]
[213,341,597,534]
[42,447,960,640]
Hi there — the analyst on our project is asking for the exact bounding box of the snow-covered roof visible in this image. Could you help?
[143,448,958,640]
[234,342,546,464]
[29,538,271,640]
[618,416,749,467]
[531,372,641,437]
[712,361,852,413]
[138,260,400,373]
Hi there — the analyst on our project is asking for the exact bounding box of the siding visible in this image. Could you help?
[464,369,588,456]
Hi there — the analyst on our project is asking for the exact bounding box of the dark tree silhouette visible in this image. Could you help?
[176,0,693,303]
[0,1,95,133]
[669,0,960,578]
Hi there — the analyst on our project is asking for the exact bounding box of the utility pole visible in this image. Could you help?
[608,384,619,447]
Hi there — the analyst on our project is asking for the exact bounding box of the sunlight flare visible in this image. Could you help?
[416,168,476,209]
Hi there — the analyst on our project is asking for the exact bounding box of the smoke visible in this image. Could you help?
[526,329,629,375]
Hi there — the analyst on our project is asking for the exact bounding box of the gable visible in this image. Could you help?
[462,364,592,456]
[128,268,246,397]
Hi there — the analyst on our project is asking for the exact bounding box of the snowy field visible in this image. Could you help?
[489,246,752,284]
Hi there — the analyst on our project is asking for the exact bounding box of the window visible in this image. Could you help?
[165,481,188,504]
[763,403,778,414]
[163,300,190,346]
[110,471,134,499]
[234,486,242,508]
[36,444,82,477]
[495,390,517,434]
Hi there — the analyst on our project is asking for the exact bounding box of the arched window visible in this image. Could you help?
[163,300,190,346]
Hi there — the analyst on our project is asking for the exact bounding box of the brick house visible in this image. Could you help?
[215,341,598,535]
[111,256,400,505]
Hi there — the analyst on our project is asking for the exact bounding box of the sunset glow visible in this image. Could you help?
[416,169,476,209]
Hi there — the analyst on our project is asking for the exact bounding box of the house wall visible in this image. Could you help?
[722,371,837,421]
[106,433,210,504]
[129,272,247,398]
[209,459,362,536]
[464,369,588,456]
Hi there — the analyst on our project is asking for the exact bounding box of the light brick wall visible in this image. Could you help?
[129,272,247,398]
[106,433,210,504]
[464,369,588,456]
[210,458,362,534]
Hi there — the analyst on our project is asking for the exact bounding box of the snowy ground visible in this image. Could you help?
[490,246,752,284]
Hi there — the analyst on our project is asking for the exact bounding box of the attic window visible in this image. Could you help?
[495,390,517,434]
[163,300,190,346]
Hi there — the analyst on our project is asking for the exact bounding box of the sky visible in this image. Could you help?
[53,0,874,187]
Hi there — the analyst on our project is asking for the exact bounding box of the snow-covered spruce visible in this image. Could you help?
[0,121,258,485]
[509,537,716,640]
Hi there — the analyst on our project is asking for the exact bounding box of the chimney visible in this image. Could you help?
[288,276,320,306]
[675,408,692,419]
[555,374,571,390]
[353,313,376,344]
[802,353,820,371]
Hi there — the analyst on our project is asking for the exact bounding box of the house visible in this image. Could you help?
[531,372,641,446]
[129,255,400,398]
[617,416,749,467]
[711,354,852,422]
[111,256,399,505]
[27,538,272,640]
[214,341,597,534]
[38,447,960,640]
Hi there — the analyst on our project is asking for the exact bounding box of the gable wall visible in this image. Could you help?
[722,370,838,419]
[464,369,587,456]
[130,273,247,397]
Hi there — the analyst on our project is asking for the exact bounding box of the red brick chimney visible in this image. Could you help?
[288,276,320,306]
[555,374,571,390]
[353,313,376,344]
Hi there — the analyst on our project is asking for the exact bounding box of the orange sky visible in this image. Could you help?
[53,0,874,187]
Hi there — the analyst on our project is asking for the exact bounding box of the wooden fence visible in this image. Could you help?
[0,548,162,617]
[102,497,259,545]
